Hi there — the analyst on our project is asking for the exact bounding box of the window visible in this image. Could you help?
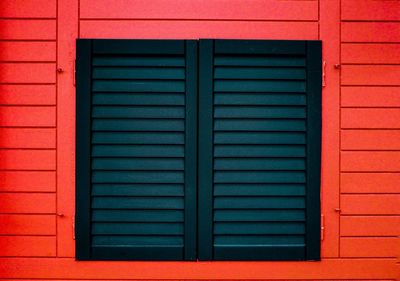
[76,39,321,261]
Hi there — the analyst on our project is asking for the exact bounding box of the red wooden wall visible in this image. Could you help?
[0,0,399,280]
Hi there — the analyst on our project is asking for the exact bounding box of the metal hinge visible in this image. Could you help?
[321,214,325,241]
[73,60,76,87]
[72,215,76,240]
[322,61,326,87]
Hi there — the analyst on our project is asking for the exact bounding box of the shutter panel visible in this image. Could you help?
[76,39,197,260]
[198,40,321,261]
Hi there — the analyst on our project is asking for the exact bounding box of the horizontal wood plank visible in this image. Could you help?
[0,150,55,170]
[341,130,400,150]
[0,85,55,105]
[0,128,56,149]
[340,237,399,258]
[341,195,400,215]
[80,0,318,20]
[342,0,400,21]
[0,193,56,214]
[342,65,400,86]
[341,216,400,236]
[341,151,400,172]
[0,0,57,18]
[342,22,400,43]
[0,63,56,83]
[80,21,318,40]
[341,173,400,194]
[342,44,400,64]
[0,214,55,235]
[0,20,56,40]
[341,86,400,107]
[0,236,56,257]
[0,171,55,192]
[0,42,56,62]
[342,108,400,129]
[0,106,55,127]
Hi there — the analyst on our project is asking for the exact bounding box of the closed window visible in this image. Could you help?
[76,39,321,261]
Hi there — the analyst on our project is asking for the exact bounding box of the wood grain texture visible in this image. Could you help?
[341,216,400,236]
[0,214,56,235]
[341,173,400,194]
[80,0,318,20]
[341,195,400,215]
[341,86,400,107]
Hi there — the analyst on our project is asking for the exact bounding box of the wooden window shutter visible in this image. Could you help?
[198,40,322,260]
[76,39,198,260]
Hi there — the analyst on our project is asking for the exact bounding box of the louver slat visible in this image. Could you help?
[198,39,321,261]
[76,39,197,261]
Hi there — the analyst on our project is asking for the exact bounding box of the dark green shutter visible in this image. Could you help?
[198,40,321,261]
[76,39,197,260]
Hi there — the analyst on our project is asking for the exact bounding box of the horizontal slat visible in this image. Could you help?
[92,132,184,144]
[93,67,185,79]
[91,245,183,260]
[341,130,400,150]
[92,80,185,92]
[214,119,305,131]
[0,85,56,106]
[92,197,184,209]
[342,0,400,21]
[214,184,305,196]
[92,171,184,183]
[92,210,184,222]
[214,80,306,93]
[92,222,183,235]
[0,0,56,18]
[92,158,184,170]
[0,20,56,40]
[342,65,400,86]
[215,235,304,245]
[0,106,55,127]
[341,87,400,107]
[215,145,305,157]
[214,197,305,209]
[0,236,56,257]
[214,171,305,183]
[92,93,184,105]
[214,93,306,106]
[0,214,55,235]
[342,108,400,129]
[0,42,56,62]
[341,151,400,172]
[341,216,400,236]
[92,106,184,118]
[92,235,183,246]
[214,210,305,222]
[342,44,400,64]
[0,150,55,170]
[214,132,305,144]
[214,56,306,67]
[93,56,184,67]
[214,158,305,171]
[215,40,306,54]
[342,22,400,43]
[341,195,400,215]
[0,128,55,149]
[0,171,55,192]
[0,193,55,214]
[92,119,184,131]
[214,67,306,80]
[213,245,305,260]
[80,0,318,20]
[92,145,184,157]
[214,106,306,118]
[340,237,399,258]
[0,63,56,84]
[214,222,305,234]
[93,40,184,54]
[92,184,184,196]
[341,173,400,194]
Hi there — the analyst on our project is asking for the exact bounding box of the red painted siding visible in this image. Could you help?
[0,0,398,280]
